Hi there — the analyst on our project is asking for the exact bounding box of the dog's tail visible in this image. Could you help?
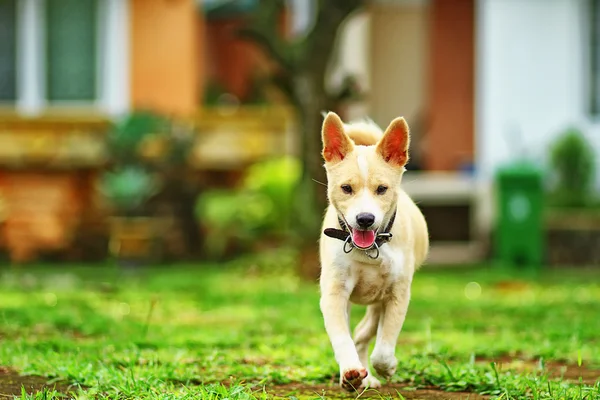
[320,111,383,146]
[344,119,384,146]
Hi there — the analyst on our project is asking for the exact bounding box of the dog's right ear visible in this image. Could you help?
[322,112,353,164]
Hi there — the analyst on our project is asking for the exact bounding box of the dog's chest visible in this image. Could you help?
[347,247,405,305]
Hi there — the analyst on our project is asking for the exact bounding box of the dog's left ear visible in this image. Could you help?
[376,117,410,167]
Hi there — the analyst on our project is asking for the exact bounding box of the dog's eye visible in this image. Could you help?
[341,184,353,194]
[376,185,388,195]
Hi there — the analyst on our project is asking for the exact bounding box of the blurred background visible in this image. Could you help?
[0,0,598,275]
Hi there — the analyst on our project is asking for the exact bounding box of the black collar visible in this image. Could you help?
[323,209,396,259]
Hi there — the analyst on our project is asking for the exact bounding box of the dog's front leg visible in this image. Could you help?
[370,280,411,379]
[320,287,367,391]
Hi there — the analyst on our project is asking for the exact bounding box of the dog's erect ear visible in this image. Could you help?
[376,117,410,167]
[322,112,353,163]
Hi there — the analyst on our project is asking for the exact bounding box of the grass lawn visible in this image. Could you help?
[0,249,599,399]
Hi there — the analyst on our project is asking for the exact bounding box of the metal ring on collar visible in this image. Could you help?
[343,236,354,254]
[366,242,380,259]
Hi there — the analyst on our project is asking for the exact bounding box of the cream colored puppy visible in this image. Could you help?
[318,112,429,391]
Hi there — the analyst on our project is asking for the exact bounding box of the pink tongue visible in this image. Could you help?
[352,230,376,248]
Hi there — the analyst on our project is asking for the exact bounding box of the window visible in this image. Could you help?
[0,0,17,102]
[590,0,600,115]
[3,0,128,114]
[46,0,98,101]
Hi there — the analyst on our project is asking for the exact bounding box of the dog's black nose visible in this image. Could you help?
[356,213,375,228]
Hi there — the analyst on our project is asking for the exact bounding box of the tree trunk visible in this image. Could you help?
[292,73,328,236]
[292,72,330,280]
[236,0,366,279]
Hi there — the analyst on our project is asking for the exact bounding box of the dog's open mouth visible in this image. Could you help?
[351,229,376,249]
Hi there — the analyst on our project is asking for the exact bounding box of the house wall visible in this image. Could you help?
[331,2,430,165]
[325,9,371,121]
[476,0,591,181]
[345,0,474,172]
[368,3,429,131]
[130,0,201,116]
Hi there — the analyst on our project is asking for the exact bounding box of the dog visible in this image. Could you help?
[318,111,429,391]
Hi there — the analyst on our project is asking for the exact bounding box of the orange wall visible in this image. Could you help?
[130,0,202,116]
[425,0,474,171]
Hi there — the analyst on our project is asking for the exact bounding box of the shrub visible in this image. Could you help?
[195,156,302,259]
[548,128,596,208]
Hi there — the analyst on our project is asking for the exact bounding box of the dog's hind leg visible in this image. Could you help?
[354,304,382,389]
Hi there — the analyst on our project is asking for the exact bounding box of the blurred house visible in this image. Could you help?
[0,0,594,263]
[331,0,600,262]
[477,0,599,179]
[334,0,600,174]
[326,0,478,262]
[0,0,293,262]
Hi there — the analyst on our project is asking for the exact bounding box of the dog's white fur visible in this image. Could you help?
[319,112,429,391]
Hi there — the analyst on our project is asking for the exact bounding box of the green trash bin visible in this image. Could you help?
[495,162,544,267]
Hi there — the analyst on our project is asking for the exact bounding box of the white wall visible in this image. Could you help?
[368,2,429,134]
[476,0,592,181]
[326,10,371,121]
[328,0,430,124]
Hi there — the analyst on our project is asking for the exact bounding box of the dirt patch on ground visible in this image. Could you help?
[492,281,531,293]
[476,355,600,384]
[0,367,82,397]
[266,383,488,399]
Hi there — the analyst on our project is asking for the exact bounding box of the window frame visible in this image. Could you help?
[0,0,18,105]
[588,0,600,116]
[3,0,126,116]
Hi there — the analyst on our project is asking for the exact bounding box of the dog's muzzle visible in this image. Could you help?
[323,210,396,259]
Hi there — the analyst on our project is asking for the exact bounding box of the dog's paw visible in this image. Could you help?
[340,367,368,391]
[360,374,382,390]
[371,349,397,379]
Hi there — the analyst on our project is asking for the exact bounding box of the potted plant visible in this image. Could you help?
[98,166,162,264]
[545,128,600,266]
[98,111,195,264]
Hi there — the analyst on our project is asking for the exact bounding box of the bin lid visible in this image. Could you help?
[496,161,543,179]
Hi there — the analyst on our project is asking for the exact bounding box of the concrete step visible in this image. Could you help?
[426,241,487,266]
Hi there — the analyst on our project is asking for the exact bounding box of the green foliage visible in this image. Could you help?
[244,72,270,105]
[195,156,302,258]
[203,81,231,106]
[106,110,195,167]
[97,166,160,215]
[242,156,301,227]
[107,110,168,164]
[99,110,196,216]
[203,73,270,106]
[548,128,596,208]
